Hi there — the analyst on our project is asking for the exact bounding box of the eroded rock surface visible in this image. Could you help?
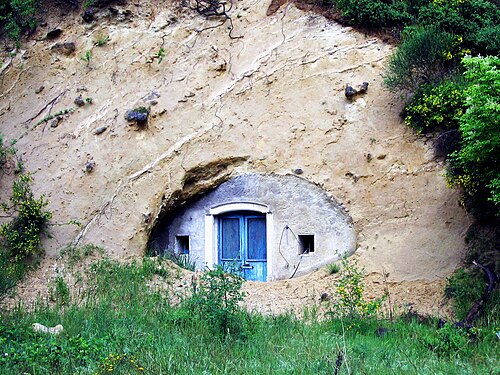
[0,0,470,313]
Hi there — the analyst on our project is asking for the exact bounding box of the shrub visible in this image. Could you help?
[445,268,485,320]
[402,79,466,133]
[333,0,412,27]
[49,275,71,305]
[464,221,500,275]
[448,56,500,213]
[417,0,500,55]
[0,173,52,261]
[425,322,471,357]
[328,257,384,319]
[384,26,456,92]
[0,0,39,43]
[0,248,25,297]
[0,134,17,172]
[188,265,246,337]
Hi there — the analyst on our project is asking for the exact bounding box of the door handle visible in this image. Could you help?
[241,263,254,269]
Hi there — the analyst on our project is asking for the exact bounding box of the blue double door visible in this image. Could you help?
[218,211,267,281]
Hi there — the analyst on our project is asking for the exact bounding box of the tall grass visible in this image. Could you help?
[0,258,498,374]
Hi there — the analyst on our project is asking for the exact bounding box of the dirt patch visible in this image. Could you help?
[1,255,453,321]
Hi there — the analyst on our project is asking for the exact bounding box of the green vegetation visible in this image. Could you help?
[0,257,497,374]
[331,0,499,57]
[162,251,196,271]
[94,33,110,47]
[0,173,51,297]
[80,49,93,66]
[447,56,500,209]
[416,0,500,55]
[0,133,14,171]
[326,262,340,274]
[0,136,52,297]
[48,275,70,305]
[384,27,458,92]
[332,0,412,27]
[83,0,95,10]
[35,108,74,127]
[0,173,52,261]
[187,265,246,337]
[402,79,466,133]
[152,47,166,64]
[0,0,38,44]
[377,2,500,331]
[445,268,486,321]
[328,257,385,319]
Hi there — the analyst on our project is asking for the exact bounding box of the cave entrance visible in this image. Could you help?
[149,173,356,281]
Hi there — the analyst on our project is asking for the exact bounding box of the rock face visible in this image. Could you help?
[0,0,470,284]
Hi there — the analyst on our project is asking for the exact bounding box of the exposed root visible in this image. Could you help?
[462,261,498,327]
[22,89,69,126]
[187,0,243,40]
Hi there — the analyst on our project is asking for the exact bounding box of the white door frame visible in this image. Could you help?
[204,202,274,281]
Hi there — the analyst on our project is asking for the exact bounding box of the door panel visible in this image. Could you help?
[247,218,266,260]
[220,217,241,260]
[245,217,267,281]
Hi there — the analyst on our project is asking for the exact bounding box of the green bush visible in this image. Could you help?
[328,257,384,319]
[448,56,500,212]
[445,268,485,320]
[49,276,71,305]
[384,26,456,92]
[426,322,471,357]
[187,265,246,337]
[0,0,39,43]
[0,248,25,297]
[0,173,52,261]
[403,79,466,133]
[417,0,500,55]
[333,0,413,27]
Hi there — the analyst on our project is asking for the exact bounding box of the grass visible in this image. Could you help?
[0,258,498,374]
[326,262,340,275]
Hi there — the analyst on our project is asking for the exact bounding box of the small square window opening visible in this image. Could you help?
[298,235,314,254]
[176,235,190,255]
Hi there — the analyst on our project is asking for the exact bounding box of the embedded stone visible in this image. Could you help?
[74,96,85,107]
[51,42,76,56]
[46,29,62,40]
[94,126,108,135]
[125,108,149,124]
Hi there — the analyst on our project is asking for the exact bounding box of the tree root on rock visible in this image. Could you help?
[186,0,242,39]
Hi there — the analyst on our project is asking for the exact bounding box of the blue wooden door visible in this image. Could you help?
[218,212,267,281]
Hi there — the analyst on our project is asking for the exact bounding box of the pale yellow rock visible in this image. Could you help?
[32,323,64,335]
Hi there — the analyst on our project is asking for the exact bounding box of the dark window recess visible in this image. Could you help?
[176,235,190,254]
[298,235,315,254]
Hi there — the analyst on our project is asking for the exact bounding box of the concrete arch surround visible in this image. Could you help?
[150,173,356,280]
